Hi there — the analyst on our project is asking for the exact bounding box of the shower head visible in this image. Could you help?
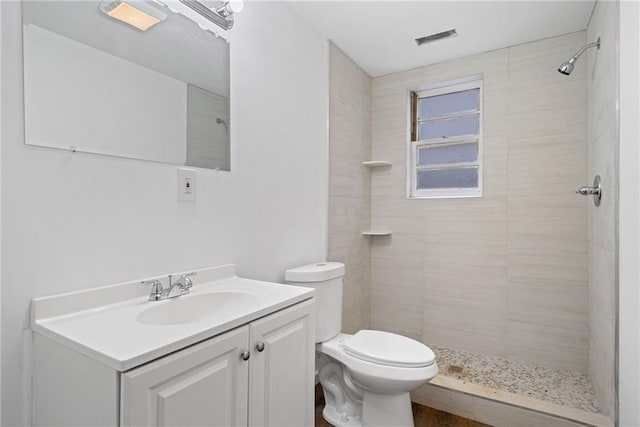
[558,58,576,75]
[557,37,601,76]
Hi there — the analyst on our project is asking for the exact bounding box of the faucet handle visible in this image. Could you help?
[141,279,164,301]
[178,271,197,289]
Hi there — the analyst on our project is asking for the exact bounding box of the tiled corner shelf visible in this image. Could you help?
[362,161,391,168]
[362,162,392,237]
[362,230,392,236]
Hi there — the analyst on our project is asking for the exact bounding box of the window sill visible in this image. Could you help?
[409,190,483,199]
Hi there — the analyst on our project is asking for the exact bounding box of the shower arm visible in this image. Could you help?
[568,38,601,63]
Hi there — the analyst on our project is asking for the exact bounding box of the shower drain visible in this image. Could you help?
[448,365,464,374]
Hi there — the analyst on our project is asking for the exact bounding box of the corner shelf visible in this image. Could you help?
[362,162,392,237]
[362,230,392,236]
[362,161,391,168]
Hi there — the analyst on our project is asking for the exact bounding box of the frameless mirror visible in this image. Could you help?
[22,1,231,171]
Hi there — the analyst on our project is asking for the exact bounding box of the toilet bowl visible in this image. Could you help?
[285,262,438,427]
[318,332,438,427]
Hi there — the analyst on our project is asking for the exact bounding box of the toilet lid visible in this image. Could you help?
[344,330,435,368]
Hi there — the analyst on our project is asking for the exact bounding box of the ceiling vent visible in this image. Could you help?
[415,29,457,46]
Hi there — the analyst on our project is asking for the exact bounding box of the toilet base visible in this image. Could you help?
[322,391,415,427]
[323,405,362,427]
[362,391,414,427]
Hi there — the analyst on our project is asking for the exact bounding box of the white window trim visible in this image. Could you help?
[406,76,484,199]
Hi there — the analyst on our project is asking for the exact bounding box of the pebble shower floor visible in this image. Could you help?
[430,345,600,413]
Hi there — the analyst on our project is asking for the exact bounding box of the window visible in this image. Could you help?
[408,77,483,199]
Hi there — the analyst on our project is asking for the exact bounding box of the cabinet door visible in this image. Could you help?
[249,299,316,427]
[121,326,250,427]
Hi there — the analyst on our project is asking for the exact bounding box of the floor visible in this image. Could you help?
[430,345,600,413]
[315,385,490,427]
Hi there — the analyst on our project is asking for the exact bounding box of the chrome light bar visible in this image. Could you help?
[177,0,242,30]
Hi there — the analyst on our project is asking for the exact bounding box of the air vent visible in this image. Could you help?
[415,29,457,46]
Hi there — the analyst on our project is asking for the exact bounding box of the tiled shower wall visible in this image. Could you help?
[370,32,590,373]
[328,42,372,333]
[586,1,617,418]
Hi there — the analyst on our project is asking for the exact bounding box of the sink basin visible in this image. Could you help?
[136,291,258,326]
[31,264,315,372]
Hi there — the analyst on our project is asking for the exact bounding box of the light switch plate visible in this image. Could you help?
[177,168,196,202]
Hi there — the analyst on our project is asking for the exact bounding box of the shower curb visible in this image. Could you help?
[411,374,613,427]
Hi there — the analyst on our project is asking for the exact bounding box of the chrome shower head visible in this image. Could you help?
[557,37,601,76]
[558,58,576,75]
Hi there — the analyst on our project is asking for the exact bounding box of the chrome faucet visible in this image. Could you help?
[142,272,197,301]
[167,272,196,298]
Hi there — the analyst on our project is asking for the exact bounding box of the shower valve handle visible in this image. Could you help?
[575,175,602,207]
[575,186,600,196]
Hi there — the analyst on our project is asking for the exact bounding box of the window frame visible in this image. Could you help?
[407,75,484,199]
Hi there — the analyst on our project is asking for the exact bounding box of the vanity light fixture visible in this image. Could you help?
[174,0,244,31]
[99,0,168,31]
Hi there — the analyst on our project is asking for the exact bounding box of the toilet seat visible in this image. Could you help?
[344,330,435,368]
[318,332,439,395]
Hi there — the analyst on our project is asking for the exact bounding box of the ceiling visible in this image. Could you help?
[287,1,595,77]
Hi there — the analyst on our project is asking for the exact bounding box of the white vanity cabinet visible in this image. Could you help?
[121,326,250,427]
[120,300,315,427]
[248,299,315,426]
[32,294,315,427]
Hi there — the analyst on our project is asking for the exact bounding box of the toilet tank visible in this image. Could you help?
[285,262,345,343]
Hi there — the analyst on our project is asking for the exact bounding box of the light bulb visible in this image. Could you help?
[226,0,244,14]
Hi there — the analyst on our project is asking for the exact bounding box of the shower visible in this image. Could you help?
[558,37,601,75]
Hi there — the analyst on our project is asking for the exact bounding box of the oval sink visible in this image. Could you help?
[137,291,258,326]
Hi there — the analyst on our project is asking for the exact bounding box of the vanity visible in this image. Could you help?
[29,265,316,427]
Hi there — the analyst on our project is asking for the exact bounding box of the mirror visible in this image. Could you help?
[22,1,231,171]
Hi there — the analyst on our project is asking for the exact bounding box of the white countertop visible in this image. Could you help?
[31,265,314,372]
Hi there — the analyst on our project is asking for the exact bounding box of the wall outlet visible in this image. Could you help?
[177,168,196,202]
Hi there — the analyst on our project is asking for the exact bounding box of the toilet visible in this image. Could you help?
[285,262,438,427]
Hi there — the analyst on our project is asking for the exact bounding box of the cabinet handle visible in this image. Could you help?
[256,342,265,352]
[240,350,250,361]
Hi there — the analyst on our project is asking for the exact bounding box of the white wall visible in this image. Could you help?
[618,1,640,425]
[0,2,328,425]
[0,2,3,423]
